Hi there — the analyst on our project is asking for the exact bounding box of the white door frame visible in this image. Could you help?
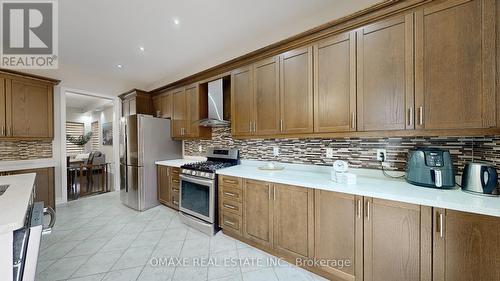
[58,87,121,204]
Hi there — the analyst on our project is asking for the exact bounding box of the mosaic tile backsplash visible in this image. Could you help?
[0,140,53,161]
[184,128,500,175]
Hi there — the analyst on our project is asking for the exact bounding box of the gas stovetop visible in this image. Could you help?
[180,148,240,180]
[182,161,237,173]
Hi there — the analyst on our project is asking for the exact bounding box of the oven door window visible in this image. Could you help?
[181,180,210,218]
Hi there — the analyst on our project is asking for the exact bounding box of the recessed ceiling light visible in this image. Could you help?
[139,46,145,52]
[173,18,180,25]
[117,64,123,68]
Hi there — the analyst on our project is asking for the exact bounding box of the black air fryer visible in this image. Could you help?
[406,148,455,189]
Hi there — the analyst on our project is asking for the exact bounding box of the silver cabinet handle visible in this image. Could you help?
[42,206,56,235]
[273,186,276,201]
[357,199,361,218]
[419,106,423,126]
[253,122,256,133]
[224,191,236,197]
[1,126,4,136]
[249,121,252,132]
[224,220,236,226]
[351,112,356,129]
[224,204,236,210]
[173,200,178,205]
[366,201,370,221]
[407,107,413,127]
[280,119,283,132]
[268,185,271,200]
[439,213,445,238]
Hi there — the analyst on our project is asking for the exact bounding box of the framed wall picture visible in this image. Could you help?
[102,122,113,145]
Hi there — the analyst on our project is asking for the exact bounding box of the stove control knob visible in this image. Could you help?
[191,171,196,176]
[201,172,206,178]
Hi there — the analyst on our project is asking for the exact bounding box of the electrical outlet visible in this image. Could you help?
[198,145,203,152]
[376,149,387,161]
[326,148,334,158]
[273,147,280,157]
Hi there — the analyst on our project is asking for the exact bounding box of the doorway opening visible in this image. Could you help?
[61,89,120,202]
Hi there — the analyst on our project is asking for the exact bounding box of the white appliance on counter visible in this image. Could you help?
[120,114,182,211]
[0,174,55,281]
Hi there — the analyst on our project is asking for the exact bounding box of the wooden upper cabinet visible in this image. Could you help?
[273,184,314,260]
[280,46,314,134]
[364,198,430,281]
[231,67,254,136]
[152,95,161,117]
[161,93,172,118]
[315,190,363,281]
[314,32,357,133]
[0,78,5,137]
[415,0,496,130]
[243,179,273,248]
[433,209,500,281]
[172,87,186,138]
[5,77,53,138]
[185,84,199,137]
[357,14,414,131]
[120,90,152,117]
[254,57,280,135]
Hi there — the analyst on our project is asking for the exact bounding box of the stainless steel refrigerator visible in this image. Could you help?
[120,114,182,211]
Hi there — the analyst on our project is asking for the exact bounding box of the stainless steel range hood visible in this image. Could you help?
[197,79,230,127]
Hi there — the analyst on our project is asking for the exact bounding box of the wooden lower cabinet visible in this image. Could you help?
[432,209,500,281]
[243,180,273,248]
[4,167,55,209]
[157,165,169,204]
[156,165,180,210]
[273,184,314,259]
[314,190,363,281]
[364,198,431,281]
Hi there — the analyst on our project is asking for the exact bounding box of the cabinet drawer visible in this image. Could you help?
[171,168,180,179]
[221,186,243,202]
[221,212,242,234]
[221,199,242,216]
[171,177,180,188]
[171,192,179,209]
[220,175,242,189]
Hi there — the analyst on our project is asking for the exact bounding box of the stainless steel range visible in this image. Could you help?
[179,148,239,235]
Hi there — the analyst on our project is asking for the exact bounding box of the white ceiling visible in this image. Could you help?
[29,0,381,95]
[66,92,113,113]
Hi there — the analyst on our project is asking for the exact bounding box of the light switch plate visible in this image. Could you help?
[326,148,334,158]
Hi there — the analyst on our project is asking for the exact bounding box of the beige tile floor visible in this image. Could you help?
[36,192,328,281]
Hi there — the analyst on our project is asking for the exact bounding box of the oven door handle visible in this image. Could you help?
[42,206,56,235]
[180,174,215,187]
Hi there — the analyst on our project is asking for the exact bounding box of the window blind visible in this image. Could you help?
[66,122,84,156]
[91,121,100,151]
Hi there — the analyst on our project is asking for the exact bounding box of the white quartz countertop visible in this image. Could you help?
[155,157,207,168]
[217,161,500,218]
[0,158,56,172]
[0,173,36,233]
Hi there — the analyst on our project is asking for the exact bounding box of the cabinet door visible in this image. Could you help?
[314,32,357,133]
[161,93,172,118]
[254,57,280,135]
[172,88,186,138]
[415,0,496,129]
[185,84,199,137]
[122,100,130,117]
[231,67,254,136]
[10,168,54,209]
[273,184,314,259]
[0,78,5,137]
[357,14,414,131]
[364,198,426,281]
[129,97,137,115]
[157,166,170,204]
[243,180,273,248]
[314,190,363,281]
[280,46,314,134]
[433,209,500,281]
[5,78,53,138]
